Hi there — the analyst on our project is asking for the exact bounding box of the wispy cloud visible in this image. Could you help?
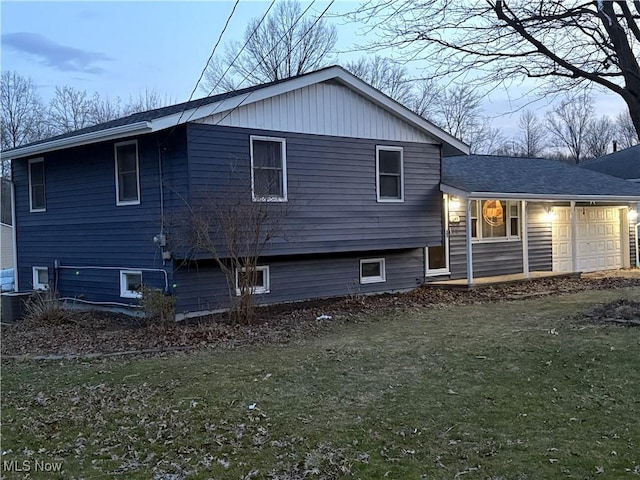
[1,32,112,74]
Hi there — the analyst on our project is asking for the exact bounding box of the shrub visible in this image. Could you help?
[139,286,175,329]
[23,289,68,325]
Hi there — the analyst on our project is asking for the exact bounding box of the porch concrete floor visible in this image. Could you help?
[426,271,580,290]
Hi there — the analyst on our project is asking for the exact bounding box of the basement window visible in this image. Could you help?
[360,258,386,284]
[32,267,49,290]
[120,270,142,299]
[235,265,270,295]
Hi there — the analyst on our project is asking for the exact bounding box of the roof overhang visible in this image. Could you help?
[2,66,469,161]
[2,122,153,161]
[441,183,640,203]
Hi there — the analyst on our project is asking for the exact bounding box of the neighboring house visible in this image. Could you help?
[579,144,640,182]
[1,177,14,270]
[3,67,639,318]
[1,66,467,318]
[441,155,640,284]
[580,145,640,266]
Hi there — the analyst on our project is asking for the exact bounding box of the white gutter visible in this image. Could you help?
[1,121,153,161]
[440,184,640,203]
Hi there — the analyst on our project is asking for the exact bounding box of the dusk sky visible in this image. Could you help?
[0,1,627,136]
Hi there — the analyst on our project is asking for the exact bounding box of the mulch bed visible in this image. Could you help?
[2,274,640,358]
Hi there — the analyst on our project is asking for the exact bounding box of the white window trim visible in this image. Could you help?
[235,265,270,295]
[250,135,287,202]
[426,193,451,276]
[32,266,49,290]
[360,258,386,284]
[471,199,521,243]
[120,270,143,299]
[376,145,404,203]
[28,158,46,212]
[114,140,141,206]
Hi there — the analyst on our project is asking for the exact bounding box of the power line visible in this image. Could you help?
[212,0,336,127]
[173,0,241,129]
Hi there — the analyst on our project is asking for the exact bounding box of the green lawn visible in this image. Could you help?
[2,288,640,479]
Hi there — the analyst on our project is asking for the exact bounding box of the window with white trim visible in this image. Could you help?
[32,267,49,290]
[251,136,287,201]
[360,258,386,284]
[120,270,143,298]
[376,146,404,202]
[115,140,140,205]
[235,265,270,295]
[29,158,46,212]
[470,200,520,240]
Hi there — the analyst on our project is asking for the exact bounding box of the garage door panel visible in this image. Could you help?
[552,207,623,273]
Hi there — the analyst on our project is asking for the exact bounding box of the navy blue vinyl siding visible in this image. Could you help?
[183,124,442,256]
[12,129,188,303]
[173,249,425,315]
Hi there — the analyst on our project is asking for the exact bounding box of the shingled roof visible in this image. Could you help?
[442,155,640,202]
[580,145,640,180]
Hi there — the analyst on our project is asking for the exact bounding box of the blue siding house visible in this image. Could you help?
[3,66,469,318]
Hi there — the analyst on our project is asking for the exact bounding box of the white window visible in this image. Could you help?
[251,136,287,201]
[376,146,404,202]
[32,267,49,290]
[115,140,140,205]
[426,246,449,276]
[470,200,520,241]
[29,158,46,212]
[235,265,270,295]
[360,258,386,284]
[120,270,143,298]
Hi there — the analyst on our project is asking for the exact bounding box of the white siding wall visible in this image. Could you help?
[196,82,438,144]
[1,224,14,269]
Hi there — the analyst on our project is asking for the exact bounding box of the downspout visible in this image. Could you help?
[465,198,474,285]
[10,180,18,290]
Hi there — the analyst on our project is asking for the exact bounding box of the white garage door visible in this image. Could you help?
[552,207,623,273]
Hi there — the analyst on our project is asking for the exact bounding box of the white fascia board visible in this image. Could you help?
[439,184,640,202]
[1,122,153,161]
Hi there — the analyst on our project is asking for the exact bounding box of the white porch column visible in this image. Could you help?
[521,200,529,278]
[570,201,577,272]
[465,198,474,285]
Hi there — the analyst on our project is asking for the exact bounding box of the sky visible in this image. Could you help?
[0,0,628,138]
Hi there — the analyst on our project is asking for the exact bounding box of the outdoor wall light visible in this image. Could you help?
[449,196,461,210]
[543,207,557,223]
[629,208,638,221]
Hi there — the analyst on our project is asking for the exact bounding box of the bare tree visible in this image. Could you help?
[48,86,92,134]
[545,94,594,163]
[202,0,337,94]
[351,1,640,137]
[615,109,639,149]
[514,110,547,157]
[175,166,290,324]
[123,88,172,115]
[431,84,497,153]
[1,71,47,151]
[88,93,125,124]
[584,115,616,158]
[410,80,442,120]
[344,56,414,106]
